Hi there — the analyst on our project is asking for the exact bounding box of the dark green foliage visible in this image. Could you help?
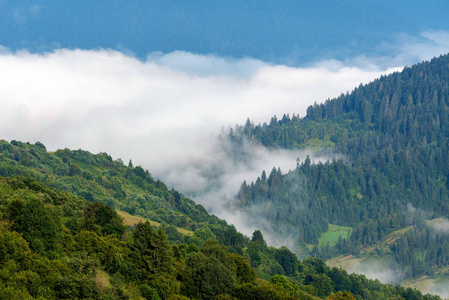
[247,241,262,267]
[230,53,449,281]
[0,175,439,299]
[181,240,237,299]
[83,201,126,238]
[0,231,30,263]
[140,284,161,300]
[304,273,334,298]
[54,275,97,299]
[251,229,267,250]
[133,221,175,278]
[387,222,449,279]
[232,253,257,284]
[0,140,220,235]
[232,282,291,300]
[275,246,298,276]
[11,196,60,255]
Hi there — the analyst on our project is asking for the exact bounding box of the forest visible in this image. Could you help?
[230,53,449,282]
[0,140,440,299]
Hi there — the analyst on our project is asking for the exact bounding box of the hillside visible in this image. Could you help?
[0,175,439,299]
[327,219,448,282]
[230,53,449,281]
[0,167,438,299]
[0,141,441,299]
[0,140,248,247]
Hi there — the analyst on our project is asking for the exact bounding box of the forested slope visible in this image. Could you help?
[0,140,440,298]
[0,140,248,247]
[0,175,439,299]
[232,53,449,280]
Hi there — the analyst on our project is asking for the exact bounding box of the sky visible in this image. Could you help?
[1,1,449,273]
[1,0,449,65]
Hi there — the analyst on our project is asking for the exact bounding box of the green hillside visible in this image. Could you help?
[0,140,248,248]
[0,174,438,299]
[231,53,449,281]
[0,142,440,298]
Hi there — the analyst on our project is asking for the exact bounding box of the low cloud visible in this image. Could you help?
[147,51,266,78]
[314,31,449,71]
[429,218,449,234]
[179,136,330,250]
[361,264,404,286]
[0,30,448,242]
[0,47,395,175]
[341,259,404,285]
[412,278,449,299]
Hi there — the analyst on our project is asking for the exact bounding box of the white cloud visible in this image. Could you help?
[320,30,449,71]
[0,47,394,170]
[349,260,403,285]
[147,50,266,78]
[408,278,449,299]
[429,218,449,234]
[10,5,41,23]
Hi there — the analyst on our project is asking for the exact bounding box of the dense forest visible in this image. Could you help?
[0,174,440,299]
[231,53,449,280]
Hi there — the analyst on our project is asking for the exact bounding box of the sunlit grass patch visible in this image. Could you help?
[318,224,352,249]
[117,210,194,236]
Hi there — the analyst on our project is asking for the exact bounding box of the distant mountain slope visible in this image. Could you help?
[231,53,449,280]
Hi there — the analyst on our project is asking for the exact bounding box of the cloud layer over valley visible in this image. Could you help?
[0,31,448,244]
[0,48,398,176]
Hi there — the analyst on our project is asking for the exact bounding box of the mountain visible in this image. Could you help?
[0,141,440,299]
[231,53,449,282]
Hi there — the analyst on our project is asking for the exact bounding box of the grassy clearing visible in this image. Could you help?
[327,255,362,270]
[305,137,335,150]
[318,224,352,249]
[327,225,415,268]
[326,218,449,295]
[402,276,449,299]
[117,210,194,236]
[176,227,195,236]
[118,210,160,227]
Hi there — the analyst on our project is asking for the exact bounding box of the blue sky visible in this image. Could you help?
[1,0,449,65]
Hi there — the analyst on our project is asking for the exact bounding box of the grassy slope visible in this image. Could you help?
[306,224,353,252]
[317,224,352,249]
[326,219,447,288]
[326,225,415,268]
[117,210,194,236]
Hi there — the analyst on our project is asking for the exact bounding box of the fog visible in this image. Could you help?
[409,279,449,300]
[429,218,449,234]
[177,135,337,249]
[337,259,404,285]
